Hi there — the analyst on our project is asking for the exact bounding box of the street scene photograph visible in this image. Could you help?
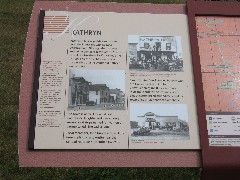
[130,103,190,140]
[128,35,184,72]
[68,69,125,110]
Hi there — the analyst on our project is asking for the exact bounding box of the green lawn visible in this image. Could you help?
[0,0,201,179]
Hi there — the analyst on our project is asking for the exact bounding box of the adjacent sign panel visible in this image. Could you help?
[29,10,200,149]
[187,1,240,177]
[196,16,240,147]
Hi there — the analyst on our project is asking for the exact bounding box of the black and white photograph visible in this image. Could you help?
[68,69,125,110]
[128,35,183,72]
[130,103,189,140]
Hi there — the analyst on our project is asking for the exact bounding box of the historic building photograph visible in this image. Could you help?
[130,103,189,140]
[128,35,183,72]
[68,69,125,110]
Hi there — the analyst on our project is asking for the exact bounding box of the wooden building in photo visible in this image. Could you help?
[89,84,110,104]
[69,76,90,106]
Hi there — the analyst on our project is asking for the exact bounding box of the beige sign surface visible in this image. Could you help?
[33,11,200,149]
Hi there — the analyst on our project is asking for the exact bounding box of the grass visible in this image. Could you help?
[0,0,201,179]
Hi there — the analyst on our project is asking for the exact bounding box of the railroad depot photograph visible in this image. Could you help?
[68,69,125,110]
[130,103,189,140]
[128,35,184,72]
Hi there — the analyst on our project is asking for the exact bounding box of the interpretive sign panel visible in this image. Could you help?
[28,10,200,150]
[196,16,240,147]
[187,0,240,177]
[19,1,202,167]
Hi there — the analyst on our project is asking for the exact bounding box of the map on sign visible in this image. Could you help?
[196,16,240,146]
